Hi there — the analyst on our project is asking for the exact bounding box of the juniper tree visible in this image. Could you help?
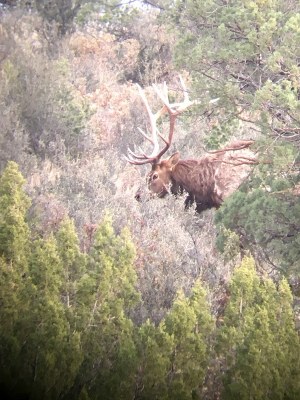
[162,281,214,400]
[133,281,214,400]
[15,235,82,400]
[215,174,300,275]
[0,161,30,267]
[217,257,300,400]
[55,217,87,330]
[0,162,33,397]
[69,215,140,400]
[169,0,300,146]
[134,320,172,400]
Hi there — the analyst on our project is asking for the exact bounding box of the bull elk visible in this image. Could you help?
[126,77,257,213]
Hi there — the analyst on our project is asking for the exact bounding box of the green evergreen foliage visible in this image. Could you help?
[170,0,300,143]
[55,218,87,325]
[134,320,172,399]
[165,0,300,279]
[0,161,30,267]
[19,0,138,36]
[0,167,100,399]
[218,257,300,400]
[89,214,140,310]
[216,180,300,275]
[69,215,141,399]
[0,256,28,396]
[0,164,33,396]
[10,235,81,399]
[134,281,214,400]
[34,0,93,35]
[162,282,214,399]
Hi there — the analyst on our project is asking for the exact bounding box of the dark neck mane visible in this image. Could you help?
[171,157,219,207]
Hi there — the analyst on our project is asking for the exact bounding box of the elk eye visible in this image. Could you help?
[152,173,159,181]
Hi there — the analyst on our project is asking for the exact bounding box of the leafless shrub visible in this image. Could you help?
[0,103,35,173]
[0,15,236,324]
[124,197,226,323]
[29,193,67,236]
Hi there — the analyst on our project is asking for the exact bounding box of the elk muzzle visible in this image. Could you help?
[135,188,142,202]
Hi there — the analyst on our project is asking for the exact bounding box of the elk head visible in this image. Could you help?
[125,76,196,199]
[146,152,181,198]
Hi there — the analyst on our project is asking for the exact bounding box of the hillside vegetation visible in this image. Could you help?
[0,1,299,399]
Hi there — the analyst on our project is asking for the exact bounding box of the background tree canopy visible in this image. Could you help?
[166,0,300,276]
[171,0,300,144]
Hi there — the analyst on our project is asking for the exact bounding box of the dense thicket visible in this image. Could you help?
[0,0,300,398]
[0,164,299,399]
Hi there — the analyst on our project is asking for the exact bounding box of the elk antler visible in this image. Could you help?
[125,76,197,165]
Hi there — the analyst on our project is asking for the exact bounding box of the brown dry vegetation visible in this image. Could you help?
[0,6,293,324]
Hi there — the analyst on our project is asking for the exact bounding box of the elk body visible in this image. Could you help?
[126,77,257,213]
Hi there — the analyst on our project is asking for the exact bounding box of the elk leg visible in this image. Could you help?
[184,193,195,209]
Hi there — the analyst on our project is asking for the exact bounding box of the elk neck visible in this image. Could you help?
[171,159,198,179]
[171,158,216,186]
[170,157,221,205]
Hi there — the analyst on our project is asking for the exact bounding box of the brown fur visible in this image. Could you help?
[143,140,257,213]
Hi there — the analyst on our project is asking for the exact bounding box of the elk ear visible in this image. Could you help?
[168,152,180,168]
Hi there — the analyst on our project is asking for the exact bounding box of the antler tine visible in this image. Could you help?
[124,83,169,165]
[151,81,169,105]
[127,147,148,160]
[124,154,152,165]
[153,83,171,111]
[126,77,196,165]
[153,76,196,114]
[136,84,164,157]
[173,75,197,112]
[137,127,154,144]
[125,145,153,162]
[179,75,189,102]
